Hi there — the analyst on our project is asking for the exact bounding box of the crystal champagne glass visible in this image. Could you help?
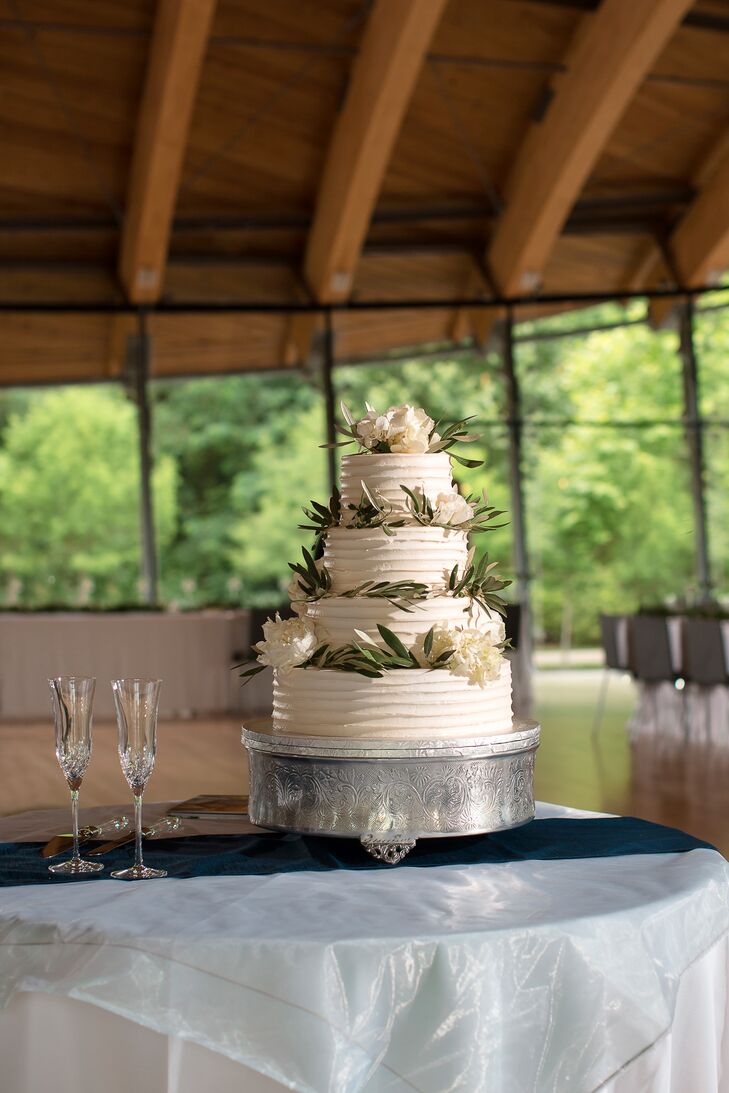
[111,678,166,880]
[48,676,104,875]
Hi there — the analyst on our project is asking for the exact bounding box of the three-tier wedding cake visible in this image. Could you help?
[243,402,514,742]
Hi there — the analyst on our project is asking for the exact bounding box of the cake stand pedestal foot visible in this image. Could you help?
[361,835,416,864]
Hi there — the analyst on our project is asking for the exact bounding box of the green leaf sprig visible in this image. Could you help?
[298,487,342,547]
[288,546,332,600]
[343,483,406,536]
[303,624,453,679]
[341,579,429,610]
[288,546,428,609]
[428,415,484,467]
[448,553,511,617]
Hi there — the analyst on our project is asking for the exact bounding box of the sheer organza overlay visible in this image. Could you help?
[0,802,727,1092]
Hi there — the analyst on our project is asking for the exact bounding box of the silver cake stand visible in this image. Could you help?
[242,720,540,863]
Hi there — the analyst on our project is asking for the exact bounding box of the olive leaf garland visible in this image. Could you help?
[400,485,507,535]
[288,547,428,609]
[296,625,454,680]
[448,553,511,617]
[299,487,341,547]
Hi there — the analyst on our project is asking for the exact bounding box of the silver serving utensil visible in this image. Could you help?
[41,815,130,859]
[86,815,181,857]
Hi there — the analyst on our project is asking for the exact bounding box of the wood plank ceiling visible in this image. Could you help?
[1,0,729,385]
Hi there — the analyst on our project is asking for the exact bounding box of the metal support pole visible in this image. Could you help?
[133,309,158,604]
[322,309,338,496]
[678,299,713,602]
[501,310,533,711]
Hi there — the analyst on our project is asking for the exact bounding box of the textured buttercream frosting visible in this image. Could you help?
[271,447,513,740]
[303,594,504,648]
[273,661,513,738]
[323,525,468,591]
[340,452,454,512]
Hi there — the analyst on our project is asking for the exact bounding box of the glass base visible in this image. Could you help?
[110,864,167,881]
[48,857,104,875]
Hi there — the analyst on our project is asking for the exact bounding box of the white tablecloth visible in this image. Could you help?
[1,802,728,1093]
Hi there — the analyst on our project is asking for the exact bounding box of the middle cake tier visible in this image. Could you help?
[323,525,469,592]
[302,594,504,647]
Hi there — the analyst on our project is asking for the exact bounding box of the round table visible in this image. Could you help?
[0,801,728,1093]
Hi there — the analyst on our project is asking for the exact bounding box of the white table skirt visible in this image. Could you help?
[1,802,728,1093]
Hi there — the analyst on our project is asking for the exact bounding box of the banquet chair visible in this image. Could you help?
[505,604,521,650]
[681,618,729,745]
[628,615,687,742]
[592,614,628,736]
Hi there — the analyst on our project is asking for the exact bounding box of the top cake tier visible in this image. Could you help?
[340,452,454,511]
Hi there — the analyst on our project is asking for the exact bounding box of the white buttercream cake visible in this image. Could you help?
[249,404,514,741]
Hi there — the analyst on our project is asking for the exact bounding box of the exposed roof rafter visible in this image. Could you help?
[468,0,693,348]
[282,0,449,366]
[119,0,217,305]
[636,131,729,329]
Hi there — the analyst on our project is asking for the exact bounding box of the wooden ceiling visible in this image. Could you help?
[2,0,729,385]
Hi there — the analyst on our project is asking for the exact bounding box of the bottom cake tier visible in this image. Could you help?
[272,662,513,738]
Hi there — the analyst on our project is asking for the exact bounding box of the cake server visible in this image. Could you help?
[41,815,130,858]
[86,815,181,856]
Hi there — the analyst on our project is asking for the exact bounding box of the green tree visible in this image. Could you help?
[527,323,696,641]
[0,387,176,606]
[152,372,325,604]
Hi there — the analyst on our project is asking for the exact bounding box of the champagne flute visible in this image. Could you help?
[48,676,104,875]
[111,678,166,880]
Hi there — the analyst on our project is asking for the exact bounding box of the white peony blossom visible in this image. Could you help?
[432,490,474,526]
[355,409,394,450]
[254,614,319,671]
[353,403,440,454]
[387,404,439,453]
[425,624,503,687]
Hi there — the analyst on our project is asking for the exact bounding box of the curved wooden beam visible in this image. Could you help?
[630,126,729,329]
[119,0,217,305]
[651,146,729,327]
[283,0,448,365]
[470,0,692,347]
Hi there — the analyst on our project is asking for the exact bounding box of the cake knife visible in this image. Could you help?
[86,815,181,856]
[41,815,130,859]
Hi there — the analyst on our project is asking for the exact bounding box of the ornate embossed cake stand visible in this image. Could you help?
[242,720,540,863]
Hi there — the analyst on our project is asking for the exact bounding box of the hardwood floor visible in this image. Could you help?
[534,670,729,855]
[2,669,727,855]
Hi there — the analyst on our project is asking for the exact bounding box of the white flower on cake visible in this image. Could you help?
[426,624,503,687]
[355,409,393,450]
[353,403,440,454]
[254,614,319,671]
[388,404,439,453]
[432,491,474,526]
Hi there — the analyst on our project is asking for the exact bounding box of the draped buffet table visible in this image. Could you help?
[0,611,272,718]
[1,801,728,1093]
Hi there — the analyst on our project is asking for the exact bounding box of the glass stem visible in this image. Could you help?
[134,793,144,870]
[71,789,80,860]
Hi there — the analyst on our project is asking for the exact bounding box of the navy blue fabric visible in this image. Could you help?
[0,817,715,887]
